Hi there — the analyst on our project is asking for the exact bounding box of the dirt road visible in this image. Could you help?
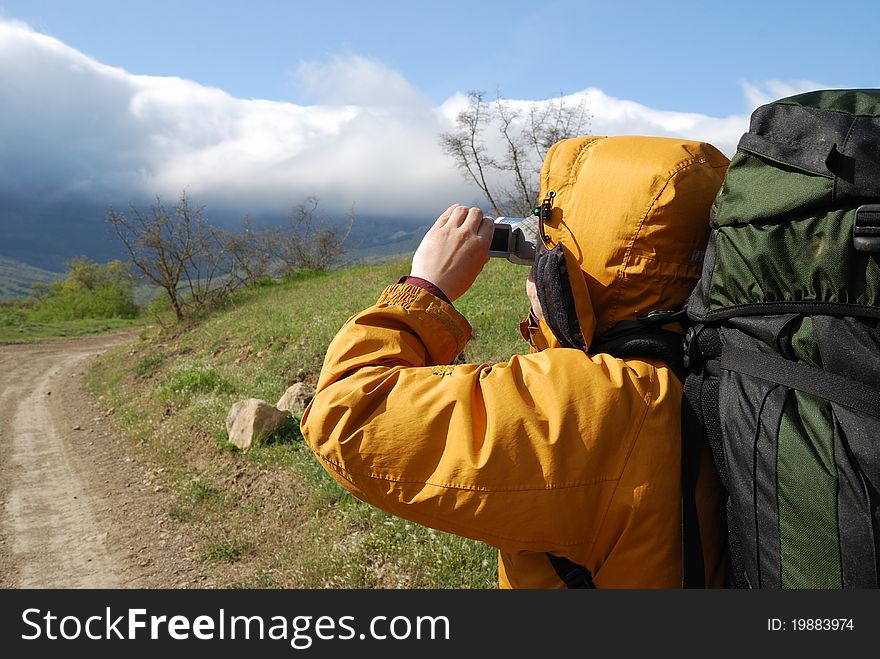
[0,332,204,588]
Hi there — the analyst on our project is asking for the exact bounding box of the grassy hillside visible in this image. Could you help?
[89,257,532,588]
[0,316,145,344]
[0,255,62,299]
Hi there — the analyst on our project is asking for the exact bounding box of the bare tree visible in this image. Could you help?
[275,196,355,274]
[439,92,503,215]
[440,90,590,217]
[219,217,276,287]
[108,191,356,321]
[107,191,242,321]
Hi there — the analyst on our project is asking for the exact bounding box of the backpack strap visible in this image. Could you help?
[546,310,706,588]
[685,325,750,588]
[545,553,595,588]
[720,347,880,419]
[680,377,707,588]
[591,323,687,381]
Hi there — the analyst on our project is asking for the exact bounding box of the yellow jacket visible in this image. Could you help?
[301,136,730,588]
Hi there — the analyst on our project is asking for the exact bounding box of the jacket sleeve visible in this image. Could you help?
[300,283,655,555]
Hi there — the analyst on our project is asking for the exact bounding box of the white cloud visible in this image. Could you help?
[579,89,748,156]
[740,79,828,110]
[440,89,749,159]
[0,20,470,217]
[0,18,809,227]
[293,54,429,108]
[437,88,749,192]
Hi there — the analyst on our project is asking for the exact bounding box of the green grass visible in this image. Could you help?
[180,477,221,502]
[87,257,531,588]
[134,353,165,376]
[0,316,146,343]
[169,476,223,522]
[159,366,235,401]
[201,534,250,564]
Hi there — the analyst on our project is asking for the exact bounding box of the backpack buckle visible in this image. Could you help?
[636,308,687,327]
[682,326,700,371]
[853,204,880,252]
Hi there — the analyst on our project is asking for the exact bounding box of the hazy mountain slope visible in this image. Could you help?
[0,256,61,300]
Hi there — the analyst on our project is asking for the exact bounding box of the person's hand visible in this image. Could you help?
[410,204,494,302]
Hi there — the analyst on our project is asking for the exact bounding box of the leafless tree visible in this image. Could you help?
[219,217,276,287]
[275,196,355,274]
[108,191,355,321]
[440,90,590,217]
[439,92,503,215]
[107,191,243,321]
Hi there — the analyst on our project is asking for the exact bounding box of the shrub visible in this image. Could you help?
[30,257,138,321]
[0,306,27,327]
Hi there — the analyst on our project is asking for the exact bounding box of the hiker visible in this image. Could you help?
[300,135,730,588]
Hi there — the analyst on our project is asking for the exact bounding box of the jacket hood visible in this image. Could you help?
[536,135,729,349]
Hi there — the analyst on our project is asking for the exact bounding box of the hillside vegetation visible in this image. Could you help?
[0,255,62,299]
[0,257,144,343]
[89,257,532,588]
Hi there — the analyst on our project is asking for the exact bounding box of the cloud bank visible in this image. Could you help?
[0,19,824,224]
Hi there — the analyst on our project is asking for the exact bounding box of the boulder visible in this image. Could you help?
[275,382,316,414]
[225,398,290,450]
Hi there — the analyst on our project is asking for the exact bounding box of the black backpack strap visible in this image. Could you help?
[686,326,749,588]
[720,347,880,419]
[590,312,688,381]
[546,552,595,588]
[681,375,706,588]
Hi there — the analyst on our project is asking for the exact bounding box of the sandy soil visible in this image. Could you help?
[0,332,208,588]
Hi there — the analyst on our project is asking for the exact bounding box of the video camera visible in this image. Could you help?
[487,215,539,265]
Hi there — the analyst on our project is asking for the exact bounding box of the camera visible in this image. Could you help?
[488,216,538,265]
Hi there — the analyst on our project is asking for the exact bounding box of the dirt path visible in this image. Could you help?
[0,332,205,588]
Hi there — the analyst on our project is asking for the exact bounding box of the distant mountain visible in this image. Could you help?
[0,191,434,302]
[343,218,429,265]
[0,256,62,300]
[1,192,433,273]
[0,194,128,271]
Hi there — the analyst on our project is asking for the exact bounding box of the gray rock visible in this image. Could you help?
[275,382,316,414]
[225,398,290,450]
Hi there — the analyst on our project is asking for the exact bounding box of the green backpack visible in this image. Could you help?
[685,89,880,588]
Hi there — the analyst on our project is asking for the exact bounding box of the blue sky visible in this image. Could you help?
[1,0,878,264]
[3,0,875,116]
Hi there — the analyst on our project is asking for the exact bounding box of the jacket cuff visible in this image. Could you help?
[397,276,451,304]
[377,283,471,356]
